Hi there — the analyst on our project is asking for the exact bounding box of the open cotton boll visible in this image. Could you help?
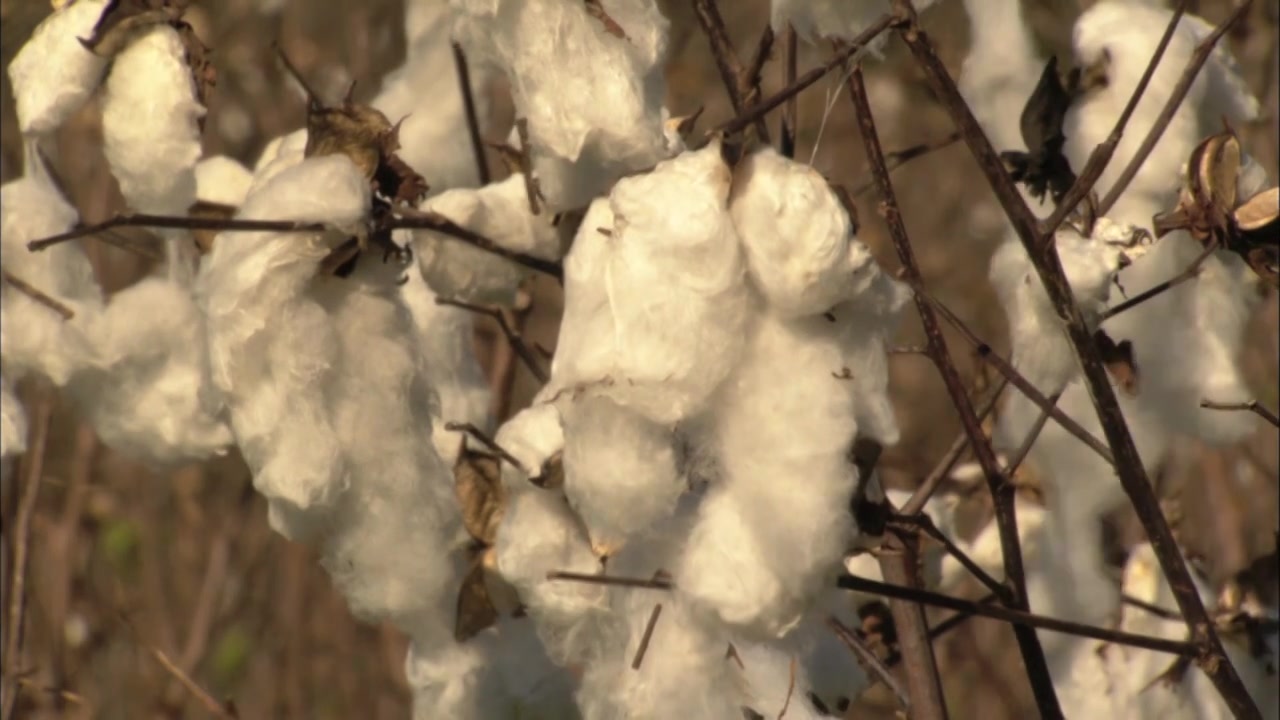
[0,169,103,386]
[829,277,910,445]
[413,174,561,304]
[102,24,205,215]
[494,401,565,483]
[772,0,936,53]
[548,144,749,424]
[0,375,26,461]
[452,0,671,210]
[195,156,254,207]
[399,264,491,465]
[561,394,682,552]
[198,155,370,538]
[7,0,110,136]
[373,0,493,190]
[249,128,309,193]
[729,148,865,318]
[734,640,828,720]
[66,277,231,466]
[958,0,1041,154]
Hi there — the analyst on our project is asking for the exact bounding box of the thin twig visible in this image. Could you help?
[1097,0,1254,216]
[1,270,75,319]
[780,24,798,157]
[451,42,491,186]
[546,571,671,590]
[851,132,963,196]
[1122,594,1184,621]
[1040,1,1188,238]
[149,647,239,718]
[711,13,894,137]
[444,422,525,470]
[692,0,770,142]
[0,396,51,720]
[894,2,1262,714]
[900,515,1007,599]
[900,378,1009,516]
[1201,400,1280,428]
[827,616,909,708]
[845,59,1061,717]
[437,297,549,383]
[778,655,798,719]
[631,603,663,670]
[743,25,775,105]
[1101,244,1216,320]
[1000,391,1063,480]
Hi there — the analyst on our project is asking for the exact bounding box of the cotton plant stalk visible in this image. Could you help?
[101,22,207,283]
[450,0,672,210]
[198,154,477,710]
[7,0,111,138]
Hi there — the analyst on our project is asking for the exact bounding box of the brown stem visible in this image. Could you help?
[826,615,909,709]
[436,296,549,384]
[692,0,770,142]
[1101,243,1216,321]
[451,42,491,186]
[1000,391,1063,480]
[900,379,1009,515]
[781,24,798,158]
[1,271,76,320]
[877,532,950,720]
[845,60,1063,717]
[1200,400,1280,428]
[850,133,963,196]
[894,3,1262,715]
[630,603,663,670]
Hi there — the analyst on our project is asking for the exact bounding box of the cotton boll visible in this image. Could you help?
[413,174,561,304]
[771,0,937,53]
[958,0,1041,154]
[0,375,26,461]
[249,128,309,192]
[399,264,491,465]
[729,148,866,318]
[452,0,671,210]
[373,0,493,190]
[7,0,110,136]
[494,401,565,483]
[548,144,750,424]
[735,640,827,720]
[66,278,232,466]
[829,277,910,445]
[195,155,254,207]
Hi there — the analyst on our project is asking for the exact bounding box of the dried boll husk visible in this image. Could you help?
[8,0,111,136]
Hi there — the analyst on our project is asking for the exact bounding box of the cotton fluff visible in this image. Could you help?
[249,129,309,194]
[0,375,26,460]
[7,0,110,136]
[412,174,561,304]
[195,156,254,207]
[0,166,103,387]
[66,278,231,466]
[1067,1,1263,445]
[451,0,671,209]
[399,263,491,465]
[729,148,867,318]
[373,0,493,190]
[547,144,749,424]
[958,0,1041,156]
[678,305,897,637]
[560,394,683,552]
[771,0,937,54]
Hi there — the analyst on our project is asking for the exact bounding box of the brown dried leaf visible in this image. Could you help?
[454,446,506,545]
[455,550,500,642]
[175,21,216,112]
[1094,328,1139,396]
[584,0,629,41]
[80,0,179,57]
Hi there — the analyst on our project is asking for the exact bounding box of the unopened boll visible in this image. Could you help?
[8,0,110,136]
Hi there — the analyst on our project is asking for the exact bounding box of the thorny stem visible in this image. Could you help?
[711,14,894,137]
[436,297,549,384]
[26,210,564,281]
[846,61,1063,717]
[1097,0,1255,216]
[544,571,1203,656]
[1040,1,1188,240]
[1,271,75,320]
[900,378,1009,516]
[451,43,491,186]
[826,616,910,709]
[894,2,1262,716]
[1200,400,1280,429]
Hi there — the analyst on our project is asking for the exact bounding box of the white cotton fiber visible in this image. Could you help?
[772,0,937,53]
[7,0,110,136]
[0,165,103,387]
[102,24,205,215]
[0,375,26,461]
[195,156,254,207]
[451,0,671,209]
[735,639,827,720]
[494,401,565,482]
[561,394,682,551]
[547,144,749,424]
[249,128,309,193]
[729,148,866,318]
[374,0,493,190]
[958,0,1041,155]
[398,263,491,465]
[66,277,232,466]
[412,174,561,304]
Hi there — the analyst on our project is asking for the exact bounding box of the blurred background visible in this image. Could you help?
[1,0,1276,717]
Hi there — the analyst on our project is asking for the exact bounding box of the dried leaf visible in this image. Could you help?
[454,446,506,545]
[455,550,500,642]
[1001,57,1078,203]
[80,0,180,57]
[584,0,629,41]
[1094,328,1139,396]
[174,21,216,111]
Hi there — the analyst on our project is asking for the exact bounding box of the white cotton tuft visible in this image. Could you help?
[958,0,1041,155]
[102,24,205,216]
[548,144,749,424]
[195,155,254,207]
[374,0,493,190]
[729,148,866,318]
[7,0,110,136]
[771,0,937,54]
[66,277,232,466]
[398,263,491,465]
[412,174,561,304]
[451,0,672,209]
[0,375,26,461]
[561,394,683,551]
[249,128,309,193]
[0,166,103,387]
[495,401,565,482]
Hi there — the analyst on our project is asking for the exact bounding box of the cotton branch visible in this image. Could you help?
[844,60,1062,716]
[780,24,798,158]
[1200,400,1280,429]
[892,2,1262,715]
[436,297,549,383]
[1101,244,1217,320]
[826,616,909,709]
[692,0,770,142]
[851,132,962,197]
[451,42,490,186]
[1,271,75,320]
[900,378,1008,515]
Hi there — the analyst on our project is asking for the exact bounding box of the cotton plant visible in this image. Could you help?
[450,0,672,211]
